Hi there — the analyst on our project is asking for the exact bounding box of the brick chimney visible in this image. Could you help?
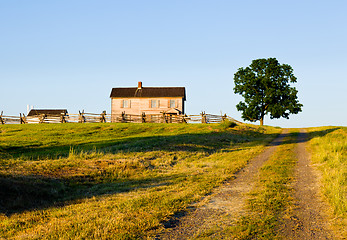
[138,81,142,89]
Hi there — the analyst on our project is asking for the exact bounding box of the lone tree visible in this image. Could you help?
[233,58,303,125]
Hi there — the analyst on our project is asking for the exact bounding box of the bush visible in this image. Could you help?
[220,120,237,129]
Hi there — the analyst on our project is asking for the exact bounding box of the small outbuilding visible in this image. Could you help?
[110,82,186,122]
[27,109,68,117]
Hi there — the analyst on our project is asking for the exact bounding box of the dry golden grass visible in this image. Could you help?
[307,126,346,237]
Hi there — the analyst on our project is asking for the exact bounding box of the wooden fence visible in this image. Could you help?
[0,111,240,125]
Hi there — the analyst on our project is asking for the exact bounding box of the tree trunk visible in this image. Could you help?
[260,111,265,126]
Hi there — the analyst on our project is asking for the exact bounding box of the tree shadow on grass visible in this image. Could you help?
[304,127,341,140]
[267,127,341,146]
[0,130,277,160]
[0,172,184,216]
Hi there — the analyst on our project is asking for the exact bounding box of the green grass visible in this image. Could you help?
[307,127,346,235]
[0,122,281,239]
[226,130,299,239]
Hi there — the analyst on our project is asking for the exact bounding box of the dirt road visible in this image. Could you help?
[156,130,335,239]
[279,130,334,239]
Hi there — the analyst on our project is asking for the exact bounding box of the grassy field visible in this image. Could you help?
[0,122,281,239]
[307,126,346,235]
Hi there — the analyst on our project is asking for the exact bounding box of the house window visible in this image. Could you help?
[151,100,159,108]
[122,100,130,108]
[169,100,176,108]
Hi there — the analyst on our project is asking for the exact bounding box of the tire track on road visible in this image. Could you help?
[279,130,334,240]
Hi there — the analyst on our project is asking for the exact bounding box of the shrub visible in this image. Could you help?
[220,120,237,129]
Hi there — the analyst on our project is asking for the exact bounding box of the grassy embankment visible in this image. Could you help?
[307,126,346,236]
[222,130,299,239]
[0,122,281,239]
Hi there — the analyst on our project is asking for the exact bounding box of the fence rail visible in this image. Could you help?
[0,111,241,125]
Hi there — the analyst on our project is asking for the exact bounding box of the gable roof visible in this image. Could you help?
[110,87,186,100]
[27,109,68,117]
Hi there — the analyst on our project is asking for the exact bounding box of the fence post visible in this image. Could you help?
[222,114,227,121]
[162,113,168,123]
[78,111,85,123]
[142,112,146,123]
[20,113,26,124]
[0,111,4,124]
[181,114,187,123]
[100,111,106,123]
[201,111,207,123]
[39,114,46,123]
[60,113,67,123]
[121,111,126,123]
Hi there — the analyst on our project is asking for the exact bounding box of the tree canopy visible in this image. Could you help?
[233,58,303,125]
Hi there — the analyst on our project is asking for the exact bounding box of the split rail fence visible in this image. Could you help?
[0,111,241,125]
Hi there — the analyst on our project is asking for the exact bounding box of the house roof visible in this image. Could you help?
[110,87,186,100]
[27,109,68,117]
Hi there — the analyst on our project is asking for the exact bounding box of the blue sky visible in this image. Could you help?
[1,0,346,127]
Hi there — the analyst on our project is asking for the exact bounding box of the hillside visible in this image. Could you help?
[0,122,280,239]
[0,123,345,239]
